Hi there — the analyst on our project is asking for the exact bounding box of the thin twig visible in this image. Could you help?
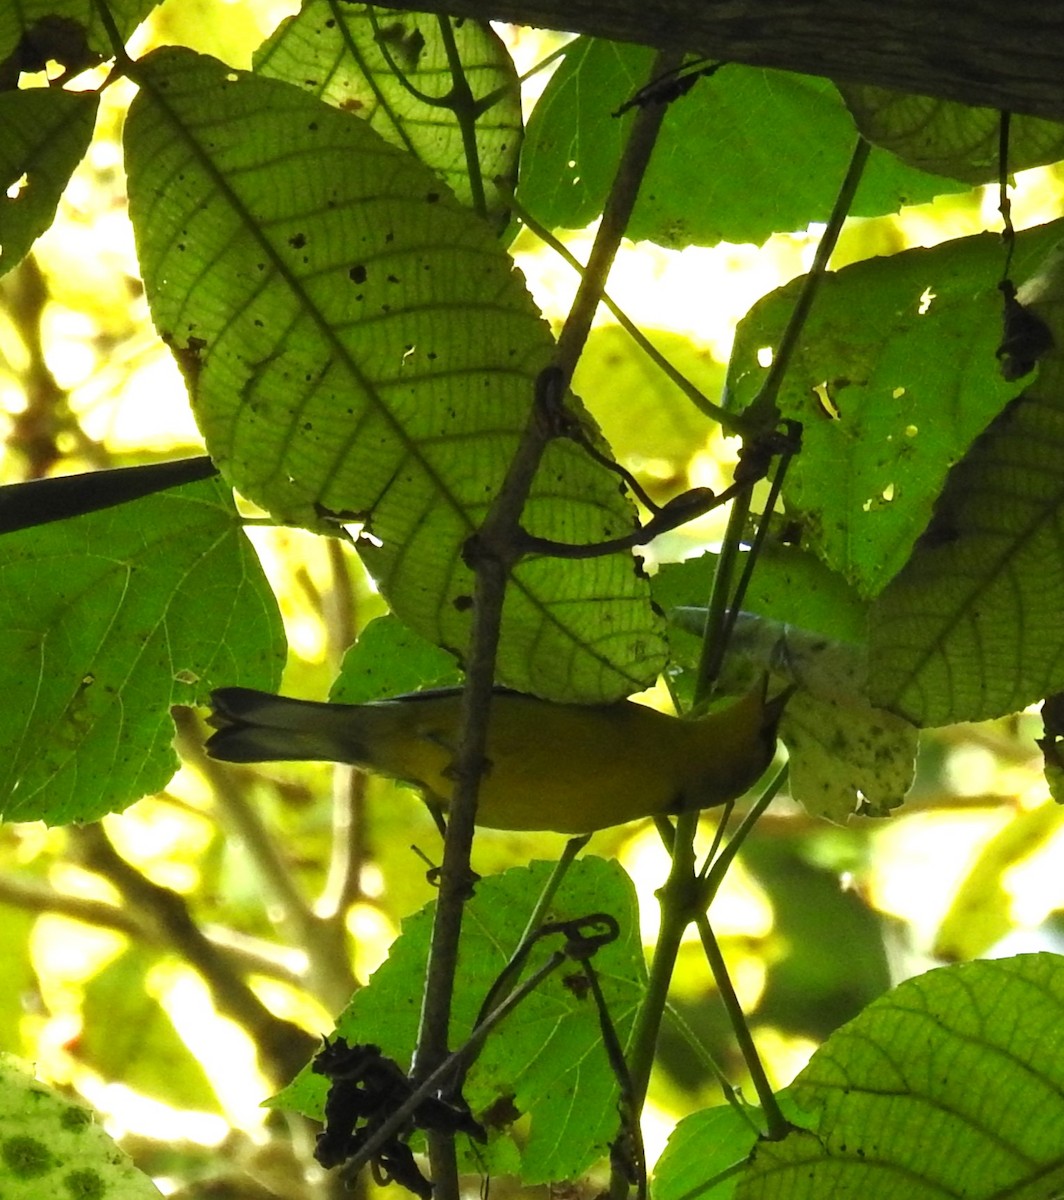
[512,201,737,430]
[693,483,754,705]
[695,916,789,1139]
[742,136,870,431]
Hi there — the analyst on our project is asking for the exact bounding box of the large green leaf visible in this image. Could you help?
[273,856,646,1184]
[728,219,1064,597]
[0,1055,161,1198]
[0,476,282,823]
[124,47,664,702]
[255,1,521,226]
[519,39,966,248]
[840,85,1064,184]
[0,89,98,277]
[737,954,1064,1199]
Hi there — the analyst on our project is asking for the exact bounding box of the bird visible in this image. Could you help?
[205,683,787,834]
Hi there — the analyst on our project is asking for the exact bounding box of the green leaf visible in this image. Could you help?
[124,47,663,702]
[0,1054,161,1198]
[652,1103,761,1200]
[737,954,1064,1200]
[79,947,223,1113]
[729,219,1064,597]
[331,612,463,702]
[653,1092,817,1200]
[254,1,521,227]
[519,40,966,248]
[273,856,646,1184]
[0,89,98,277]
[840,85,1064,184]
[0,477,283,823]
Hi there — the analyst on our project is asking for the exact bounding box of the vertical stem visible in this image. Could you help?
[625,809,698,1111]
[412,387,555,1199]
[693,484,754,706]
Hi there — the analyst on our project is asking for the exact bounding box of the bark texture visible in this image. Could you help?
[380,0,1064,122]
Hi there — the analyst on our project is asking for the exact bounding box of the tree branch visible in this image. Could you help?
[377,0,1064,122]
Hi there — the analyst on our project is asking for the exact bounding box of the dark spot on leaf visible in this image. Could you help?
[340,98,364,112]
[387,274,399,284]
[563,972,591,999]
[325,17,336,26]
[3,1136,53,1177]
[453,594,473,612]
[426,191,440,203]
[350,265,367,283]
[308,121,319,131]
[64,1168,106,1199]
[385,231,394,243]
[60,1105,91,1131]
[168,334,207,383]
[288,232,307,249]
[10,15,100,77]
[479,1095,520,1130]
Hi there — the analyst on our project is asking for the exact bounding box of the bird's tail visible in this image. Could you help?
[205,687,368,765]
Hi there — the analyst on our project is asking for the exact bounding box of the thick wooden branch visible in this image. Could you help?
[383,0,1064,123]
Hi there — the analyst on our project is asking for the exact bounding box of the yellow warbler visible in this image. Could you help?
[206,684,786,833]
